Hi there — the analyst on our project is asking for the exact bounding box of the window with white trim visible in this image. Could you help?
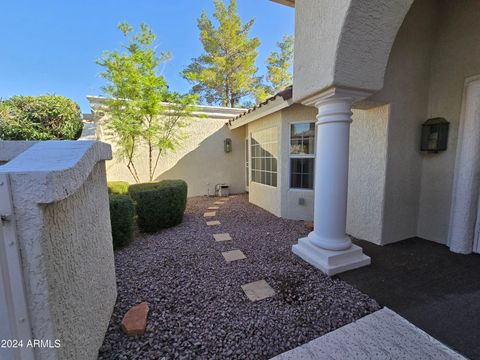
[290,122,315,189]
[251,126,278,187]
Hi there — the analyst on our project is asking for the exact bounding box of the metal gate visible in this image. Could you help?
[0,174,34,360]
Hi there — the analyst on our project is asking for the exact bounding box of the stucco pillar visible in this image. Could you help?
[292,88,371,275]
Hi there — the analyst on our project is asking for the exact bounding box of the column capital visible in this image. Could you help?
[301,87,373,108]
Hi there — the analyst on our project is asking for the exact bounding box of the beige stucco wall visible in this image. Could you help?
[293,0,413,102]
[293,0,349,102]
[40,162,116,359]
[361,0,480,246]
[417,0,480,244]
[0,141,116,360]
[363,0,438,244]
[347,105,389,244]
[243,100,389,243]
[95,114,246,197]
[247,111,282,216]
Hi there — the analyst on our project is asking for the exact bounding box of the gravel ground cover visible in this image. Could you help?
[99,194,380,360]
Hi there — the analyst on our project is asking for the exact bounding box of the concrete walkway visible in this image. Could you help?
[272,308,466,360]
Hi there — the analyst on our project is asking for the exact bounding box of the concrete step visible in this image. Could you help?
[271,308,466,360]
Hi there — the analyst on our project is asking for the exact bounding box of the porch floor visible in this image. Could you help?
[339,237,480,360]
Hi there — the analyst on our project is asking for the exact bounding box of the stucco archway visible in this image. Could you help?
[448,76,480,254]
[293,0,414,102]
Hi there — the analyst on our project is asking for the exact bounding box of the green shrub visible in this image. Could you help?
[107,181,129,195]
[0,95,83,140]
[128,180,188,233]
[109,194,135,249]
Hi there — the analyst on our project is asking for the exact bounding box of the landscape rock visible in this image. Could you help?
[120,302,149,336]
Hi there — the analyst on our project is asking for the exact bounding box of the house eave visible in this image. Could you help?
[228,96,293,130]
[270,0,295,8]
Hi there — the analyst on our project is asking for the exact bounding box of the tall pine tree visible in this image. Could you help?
[183,0,261,108]
[265,35,294,94]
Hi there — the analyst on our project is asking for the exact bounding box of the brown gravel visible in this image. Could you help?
[98,194,380,360]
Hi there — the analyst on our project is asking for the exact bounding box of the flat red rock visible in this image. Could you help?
[120,302,149,336]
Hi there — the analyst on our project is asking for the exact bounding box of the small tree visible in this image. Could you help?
[183,0,262,108]
[97,23,197,183]
[264,35,294,96]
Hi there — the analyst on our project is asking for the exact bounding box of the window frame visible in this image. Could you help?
[289,121,316,190]
[250,125,279,188]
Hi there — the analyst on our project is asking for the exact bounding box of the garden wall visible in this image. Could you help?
[87,97,247,197]
[0,140,116,360]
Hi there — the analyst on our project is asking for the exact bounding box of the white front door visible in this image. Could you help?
[474,193,480,254]
[448,76,480,253]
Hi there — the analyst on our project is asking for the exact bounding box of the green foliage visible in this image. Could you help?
[97,23,197,183]
[128,180,188,233]
[183,0,262,107]
[107,181,129,195]
[265,35,294,95]
[0,95,83,140]
[109,194,135,249]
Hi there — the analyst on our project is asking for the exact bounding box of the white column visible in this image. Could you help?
[309,96,353,251]
[292,89,371,275]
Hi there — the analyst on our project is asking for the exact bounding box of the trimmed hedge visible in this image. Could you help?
[107,181,129,195]
[128,180,187,233]
[0,95,83,140]
[109,194,135,249]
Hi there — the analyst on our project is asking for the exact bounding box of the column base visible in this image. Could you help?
[292,237,370,276]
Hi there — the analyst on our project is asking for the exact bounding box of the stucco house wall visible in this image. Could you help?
[238,99,389,247]
[88,98,246,197]
[247,111,283,217]
[417,0,480,244]
[363,0,438,244]
[353,0,480,246]
[347,105,389,244]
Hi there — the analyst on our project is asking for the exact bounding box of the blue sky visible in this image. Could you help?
[0,0,294,112]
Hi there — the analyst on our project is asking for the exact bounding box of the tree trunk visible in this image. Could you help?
[148,141,153,182]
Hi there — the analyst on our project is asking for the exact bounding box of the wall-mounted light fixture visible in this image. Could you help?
[421,118,449,153]
[224,138,232,153]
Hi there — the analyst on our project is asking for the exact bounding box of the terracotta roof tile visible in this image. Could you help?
[228,86,293,126]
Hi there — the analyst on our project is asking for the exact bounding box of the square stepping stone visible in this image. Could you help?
[214,201,224,205]
[241,280,275,302]
[203,212,216,217]
[213,233,232,242]
[206,220,221,226]
[222,249,246,262]
[208,206,220,210]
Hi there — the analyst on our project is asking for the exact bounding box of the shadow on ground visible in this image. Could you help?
[339,237,480,360]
